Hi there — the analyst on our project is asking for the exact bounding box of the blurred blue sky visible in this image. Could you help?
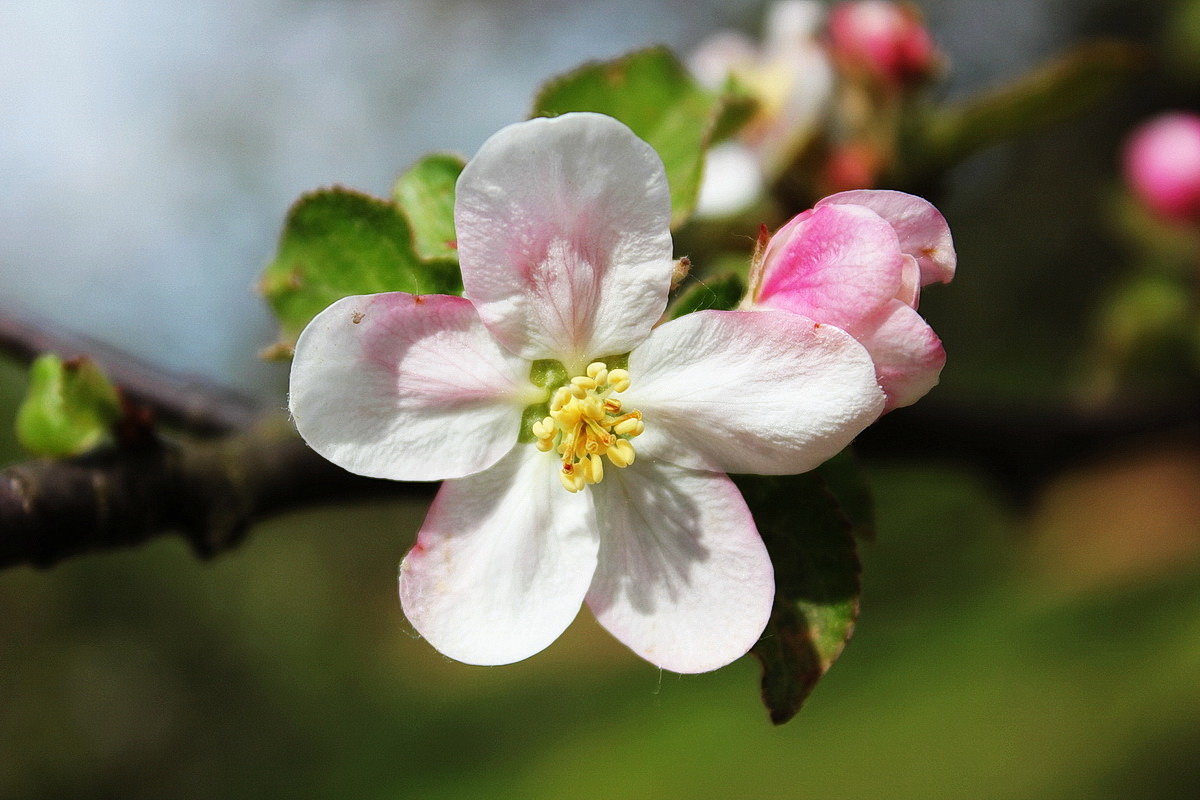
[0,0,1084,394]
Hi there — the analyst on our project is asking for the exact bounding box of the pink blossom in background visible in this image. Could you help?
[750,189,955,411]
[1124,112,1200,223]
[828,1,938,86]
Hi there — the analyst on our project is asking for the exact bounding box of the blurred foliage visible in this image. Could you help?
[911,40,1144,181]
[15,354,121,457]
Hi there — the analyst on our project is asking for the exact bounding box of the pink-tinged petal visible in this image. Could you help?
[587,462,773,674]
[757,203,905,330]
[456,113,675,369]
[817,189,955,285]
[897,253,921,308]
[289,293,535,482]
[623,309,885,475]
[857,299,946,411]
[400,446,599,666]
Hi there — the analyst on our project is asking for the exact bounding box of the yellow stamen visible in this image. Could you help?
[529,361,644,491]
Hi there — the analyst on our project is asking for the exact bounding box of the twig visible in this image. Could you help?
[0,306,263,434]
[0,417,431,569]
[854,391,1200,503]
[1,306,1197,571]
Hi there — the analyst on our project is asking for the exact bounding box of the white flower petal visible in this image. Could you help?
[289,293,533,482]
[688,30,759,89]
[623,309,885,475]
[695,142,764,219]
[587,462,774,674]
[455,113,675,369]
[764,0,826,51]
[400,446,599,666]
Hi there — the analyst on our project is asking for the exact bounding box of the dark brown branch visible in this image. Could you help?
[855,392,1200,503]
[0,306,263,434]
[1,305,1198,571]
[0,417,432,569]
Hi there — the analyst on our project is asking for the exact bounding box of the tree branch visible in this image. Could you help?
[1,305,1198,571]
[0,417,431,569]
[854,391,1200,503]
[0,307,262,434]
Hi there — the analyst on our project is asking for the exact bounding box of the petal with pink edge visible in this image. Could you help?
[400,446,599,666]
[857,299,946,411]
[818,189,956,285]
[622,309,885,475]
[758,203,905,331]
[455,113,675,369]
[289,293,535,482]
[587,461,774,674]
[897,253,921,308]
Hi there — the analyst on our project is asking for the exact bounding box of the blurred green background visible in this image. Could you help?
[4,0,1200,798]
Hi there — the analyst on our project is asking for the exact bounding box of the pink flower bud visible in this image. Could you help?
[750,190,955,410]
[1124,112,1200,223]
[828,1,937,86]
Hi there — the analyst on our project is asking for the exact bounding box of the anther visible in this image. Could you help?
[608,439,635,467]
[614,418,644,437]
[607,369,631,392]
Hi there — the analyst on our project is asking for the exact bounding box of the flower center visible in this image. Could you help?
[530,361,645,493]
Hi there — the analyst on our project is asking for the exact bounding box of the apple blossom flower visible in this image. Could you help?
[1124,112,1200,223]
[748,189,955,411]
[288,113,886,673]
[690,1,835,215]
[827,1,939,87]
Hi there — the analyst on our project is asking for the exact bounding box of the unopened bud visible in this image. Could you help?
[828,1,938,87]
[1124,112,1200,223]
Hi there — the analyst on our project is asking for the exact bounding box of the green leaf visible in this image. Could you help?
[392,154,464,262]
[913,40,1144,173]
[737,471,863,725]
[815,448,877,540]
[531,46,723,228]
[261,188,462,348]
[16,354,122,457]
[668,273,745,318]
[709,74,760,146]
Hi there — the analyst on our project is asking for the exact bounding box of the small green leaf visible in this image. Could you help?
[392,154,464,262]
[531,47,723,228]
[669,273,745,318]
[261,188,462,347]
[16,354,122,457]
[737,470,864,725]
